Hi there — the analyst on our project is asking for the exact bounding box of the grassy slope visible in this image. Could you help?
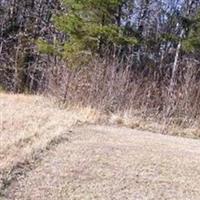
[0,93,101,192]
[1,92,200,195]
[1,92,199,173]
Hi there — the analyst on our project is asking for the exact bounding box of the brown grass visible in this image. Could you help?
[0,93,103,192]
[108,111,200,138]
[1,91,199,177]
[1,91,200,194]
[1,91,199,176]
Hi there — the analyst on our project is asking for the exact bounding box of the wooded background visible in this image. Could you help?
[1,0,200,125]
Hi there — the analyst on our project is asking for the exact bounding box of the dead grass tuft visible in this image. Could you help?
[108,110,200,139]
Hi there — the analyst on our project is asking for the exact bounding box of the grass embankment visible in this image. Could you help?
[0,93,101,195]
[0,93,199,195]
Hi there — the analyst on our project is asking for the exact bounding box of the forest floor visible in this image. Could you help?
[1,93,200,199]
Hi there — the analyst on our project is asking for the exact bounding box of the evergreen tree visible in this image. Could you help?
[53,0,137,63]
[183,11,200,52]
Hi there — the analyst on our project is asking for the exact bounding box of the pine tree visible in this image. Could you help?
[183,11,200,52]
[53,0,137,64]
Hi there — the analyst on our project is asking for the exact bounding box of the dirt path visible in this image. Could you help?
[4,125,200,200]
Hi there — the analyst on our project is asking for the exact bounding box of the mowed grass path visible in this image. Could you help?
[5,125,200,200]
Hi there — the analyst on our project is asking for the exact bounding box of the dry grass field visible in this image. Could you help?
[0,92,199,186]
[2,93,200,199]
[0,93,102,195]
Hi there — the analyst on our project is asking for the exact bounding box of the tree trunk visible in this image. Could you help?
[169,29,184,91]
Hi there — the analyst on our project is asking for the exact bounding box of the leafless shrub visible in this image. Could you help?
[36,55,200,131]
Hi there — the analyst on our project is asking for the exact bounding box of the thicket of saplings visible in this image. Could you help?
[1,47,200,130]
[1,0,200,130]
[40,51,199,129]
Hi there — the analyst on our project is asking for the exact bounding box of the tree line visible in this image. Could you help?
[1,0,200,122]
[1,0,200,91]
